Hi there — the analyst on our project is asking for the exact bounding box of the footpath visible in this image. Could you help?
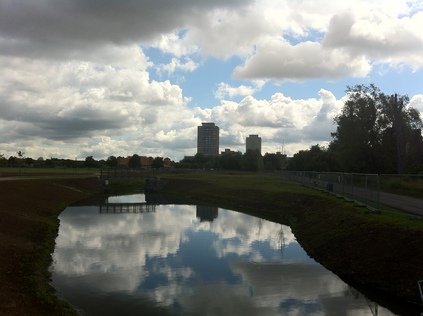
[331,183,423,216]
[298,178,423,217]
[376,191,423,216]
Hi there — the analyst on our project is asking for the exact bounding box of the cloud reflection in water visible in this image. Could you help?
[51,199,394,316]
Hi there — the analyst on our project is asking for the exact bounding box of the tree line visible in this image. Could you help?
[0,154,167,170]
[177,150,287,171]
[287,84,423,174]
[0,151,285,172]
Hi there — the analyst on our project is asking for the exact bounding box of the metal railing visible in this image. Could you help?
[283,171,423,216]
[283,171,381,209]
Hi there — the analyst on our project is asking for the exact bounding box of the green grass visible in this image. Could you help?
[18,202,80,315]
[108,179,145,195]
[160,171,423,231]
[0,167,99,182]
[380,174,423,198]
[0,166,99,175]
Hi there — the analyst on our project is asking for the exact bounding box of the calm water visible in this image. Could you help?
[51,194,397,316]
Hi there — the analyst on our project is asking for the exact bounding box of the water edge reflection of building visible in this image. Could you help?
[196,205,218,222]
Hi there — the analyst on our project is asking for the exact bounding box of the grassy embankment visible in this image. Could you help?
[0,171,100,316]
[1,169,422,315]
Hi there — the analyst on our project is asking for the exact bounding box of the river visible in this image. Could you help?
[50,194,399,315]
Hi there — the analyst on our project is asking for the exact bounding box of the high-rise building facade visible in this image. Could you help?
[197,122,219,156]
[246,134,261,155]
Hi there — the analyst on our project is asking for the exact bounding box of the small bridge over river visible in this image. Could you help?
[99,203,156,214]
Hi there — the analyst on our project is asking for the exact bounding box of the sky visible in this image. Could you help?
[1,0,423,162]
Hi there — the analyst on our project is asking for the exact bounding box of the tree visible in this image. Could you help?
[219,152,242,170]
[84,156,96,169]
[152,157,164,169]
[25,157,34,166]
[0,153,6,166]
[263,153,286,171]
[330,84,422,173]
[382,94,422,173]
[106,156,118,168]
[44,159,54,168]
[242,149,263,171]
[17,150,25,175]
[330,84,383,173]
[194,153,207,165]
[17,151,25,165]
[8,156,18,167]
[287,144,340,171]
[128,154,141,168]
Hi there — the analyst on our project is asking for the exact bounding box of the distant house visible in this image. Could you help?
[117,156,130,167]
[140,156,153,169]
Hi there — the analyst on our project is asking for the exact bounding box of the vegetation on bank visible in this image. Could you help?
[0,177,101,316]
[18,201,79,316]
[160,171,423,230]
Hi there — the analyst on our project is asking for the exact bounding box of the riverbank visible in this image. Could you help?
[1,172,422,315]
[159,172,423,313]
[0,177,101,316]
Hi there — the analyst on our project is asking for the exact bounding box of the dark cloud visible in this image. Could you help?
[0,0,253,58]
[0,99,134,140]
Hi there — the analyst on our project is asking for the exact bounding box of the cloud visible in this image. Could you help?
[231,4,423,81]
[52,202,389,315]
[233,37,371,81]
[409,94,423,115]
[0,0,253,58]
[0,0,422,161]
[194,89,344,156]
[322,11,423,70]
[211,91,335,130]
[157,57,199,76]
[214,80,266,99]
[0,54,198,159]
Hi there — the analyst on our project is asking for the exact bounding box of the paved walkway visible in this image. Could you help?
[377,191,423,216]
[334,185,423,216]
[328,182,423,216]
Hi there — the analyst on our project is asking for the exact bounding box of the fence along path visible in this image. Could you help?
[284,171,423,217]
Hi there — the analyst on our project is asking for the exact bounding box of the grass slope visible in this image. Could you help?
[0,177,101,316]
